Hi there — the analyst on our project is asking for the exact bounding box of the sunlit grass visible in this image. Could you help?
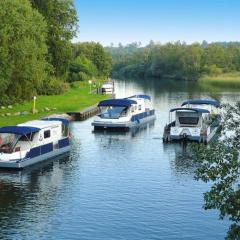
[200,72,240,86]
[0,81,108,126]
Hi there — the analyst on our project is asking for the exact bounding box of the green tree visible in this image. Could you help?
[0,0,48,103]
[182,43,203,80]
[31,0,78,77]
[68,55,97,82]
[72,42,112,78]
[192,103,240,239]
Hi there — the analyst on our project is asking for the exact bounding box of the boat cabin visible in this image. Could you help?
[0,118,69,156]
[92,95,155,130]
[169,108,210,128]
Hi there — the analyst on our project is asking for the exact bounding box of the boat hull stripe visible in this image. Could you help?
[59,138,70,148]
[131,110,155,122]
[41,143,53,154]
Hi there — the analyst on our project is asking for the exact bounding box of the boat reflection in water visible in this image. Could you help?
[0,153,71,236]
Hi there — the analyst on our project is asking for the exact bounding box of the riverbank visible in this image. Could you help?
[200,72,240,86]
[0,81,108,126]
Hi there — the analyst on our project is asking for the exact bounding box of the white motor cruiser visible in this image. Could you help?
[92,95,156,130]
[163,99,221,143]
[0,118,70,169]
[101,81,114,94]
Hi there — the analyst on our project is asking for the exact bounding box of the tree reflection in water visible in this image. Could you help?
[192,103,240,239]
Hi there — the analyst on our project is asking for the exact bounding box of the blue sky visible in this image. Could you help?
[74,0,240,46]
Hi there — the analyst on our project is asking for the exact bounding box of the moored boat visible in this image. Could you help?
[101,81,114,94]
[92,95,156,131]
[163,99,221,143]
[0,118,70,169]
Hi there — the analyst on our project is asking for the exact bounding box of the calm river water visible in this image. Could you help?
[0,79,239,240]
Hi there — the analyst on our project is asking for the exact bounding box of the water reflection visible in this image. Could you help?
[0,154,71,237]
[114,78,240,104]
[0,78,238,239]
[169,143,196,176]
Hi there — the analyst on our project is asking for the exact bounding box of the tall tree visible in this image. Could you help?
[0,0,48,103]
[72,42,112,78]
[31,0,78,77]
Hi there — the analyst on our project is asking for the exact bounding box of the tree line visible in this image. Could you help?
[106,41,240,81]
[0,0,112,105]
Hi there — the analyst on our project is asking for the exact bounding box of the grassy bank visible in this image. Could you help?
[200,72,240,86]
[0,81,108,126]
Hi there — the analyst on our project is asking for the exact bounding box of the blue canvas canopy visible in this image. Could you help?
[128,95,151,100]
[42,117,70,126]
[0,126,40,135]
[170,108,210,113]
[98,99,137,107]
[181,99,220,108]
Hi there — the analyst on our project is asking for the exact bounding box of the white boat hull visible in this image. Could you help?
[163,125,220,143]
[93,114,156,130]
[0,146,70,169]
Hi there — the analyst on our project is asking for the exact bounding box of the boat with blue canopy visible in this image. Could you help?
[0,118,70,169]
[92,95,156,130]
[163,99,221,143]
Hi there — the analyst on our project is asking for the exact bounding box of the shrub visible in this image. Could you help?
[38,77,69,95]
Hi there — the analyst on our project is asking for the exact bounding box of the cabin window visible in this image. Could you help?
[138,105,142,111]
[63,125,69,137]
[19,133,34,141]
[44,130,51,139]
[179,117,199,125]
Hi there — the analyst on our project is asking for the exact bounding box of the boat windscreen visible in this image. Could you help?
[100,106,127,119]
[18,132,35,141]
[179,117,199,125]
[0,133,20,153]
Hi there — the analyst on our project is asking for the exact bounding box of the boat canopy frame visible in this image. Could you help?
[98,99,137,107]
[0,126,40,153]
[168,107,210,125]
[0,126,40,135]
[181,99,220,108]
[170,107,210,114]
[128,95,151,100]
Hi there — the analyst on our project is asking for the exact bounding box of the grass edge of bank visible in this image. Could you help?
[200,72,240,86]
[0,81,108,126]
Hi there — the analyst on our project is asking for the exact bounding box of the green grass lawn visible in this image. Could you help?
[0,81,108,126]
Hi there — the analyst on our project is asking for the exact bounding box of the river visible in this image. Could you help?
[0,79,239,239]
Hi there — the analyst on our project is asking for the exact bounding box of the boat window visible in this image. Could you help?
[179,117,199,125]
[0,133,19,153]
[19,133,34,141]
[100,106,127,119]
[131,107,134,113]
[44,130,51,139]
[62,125,69,137]
[138,105,141,110]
